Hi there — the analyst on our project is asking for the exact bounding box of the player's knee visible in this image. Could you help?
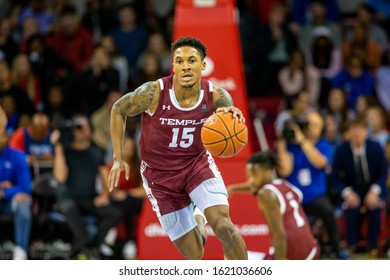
[179,243,204,260]
[212,215,237,244]
[185,247,204,260]
[175,232,205,260]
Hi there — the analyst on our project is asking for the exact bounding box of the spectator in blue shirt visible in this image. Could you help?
[276,110,348,259]
[367,0,390,20]
[0,105,32,260]
[17,0,55,36]
[332,55,375,110]
[291,0,339,26]
[110,4,149,82]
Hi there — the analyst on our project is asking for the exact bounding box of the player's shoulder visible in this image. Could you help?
[257,185,279,205]
[156,74,174,91]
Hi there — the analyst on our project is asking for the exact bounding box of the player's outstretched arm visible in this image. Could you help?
[226,182,251,196]
[212,86,245,123]
[108,81,159,192]
[258,189,287,260]
[0,105,7,132]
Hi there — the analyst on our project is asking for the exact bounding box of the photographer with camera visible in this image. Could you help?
[53,114,122,258]
[276,110,350,259]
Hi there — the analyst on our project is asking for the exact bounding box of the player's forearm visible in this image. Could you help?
[300,140,327,168]
[0,105,7,131]
[228,182,251,194]
[272,236,287,260]
[53,144,68,183]
[110,109,126,162]
[276,140,293,177]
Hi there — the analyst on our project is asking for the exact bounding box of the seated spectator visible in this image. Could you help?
[0,105,32,260]
[332,55,375,110]
[332,117,387,257]
[9,112,56,177]
[345,3,388,52]
[257,3,298,96]
[18,17,40,53]
[375,49,390,114]
[0,60,35,126]
[276,110,349,259]
[16,0,55,36]
[366,105,389,148]
[278,50,321,108]
[355,94,378,119]
[321,88,356,137]
[110,4,149,81]
[138,32,172,76]
[323,113,343,149]
[337,0,366,19]
[99,35,129,93]
[305,26,342,108]
[11,53,42,111]
[384,139,390,215]
[229,151,321,259]
[0,94,19,136]
[52,114,122,258]
[78,46,120,116]
[43,85,71,130]
[107,135,145,259]
[366,0,390,37]
[132,51,164,89]
[80,0,117,45]
[0,17,19,67]
[291,0,339,27]
[298,0,342,50]
[45,4,93,72]
[25,34,74,108]
[342,24,382,75]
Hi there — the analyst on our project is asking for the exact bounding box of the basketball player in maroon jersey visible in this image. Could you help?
[231,151,320,259]
[108,37,247,259]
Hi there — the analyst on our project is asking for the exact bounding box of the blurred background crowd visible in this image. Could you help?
[0,0,390,260]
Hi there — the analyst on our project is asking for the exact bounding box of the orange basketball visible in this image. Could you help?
[201,112,248,158]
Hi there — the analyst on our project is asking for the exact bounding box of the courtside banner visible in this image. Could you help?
[1,260,389,279]
[136,0,271,260]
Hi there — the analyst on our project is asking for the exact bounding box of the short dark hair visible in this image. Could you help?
[348,117,367,129]
[247,151,277,169]
[60,4,77,17]
[171,36,207,60]
[310,0,326,7]
[359,3,375,15]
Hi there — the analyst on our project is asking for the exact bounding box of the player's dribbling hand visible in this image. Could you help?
[108,160,130,192]
[216,106,245,123]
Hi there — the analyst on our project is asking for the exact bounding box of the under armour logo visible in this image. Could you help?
[201,104,208,112]
[162,105,171,110]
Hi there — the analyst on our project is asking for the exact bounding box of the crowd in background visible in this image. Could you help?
[0,0,390,260]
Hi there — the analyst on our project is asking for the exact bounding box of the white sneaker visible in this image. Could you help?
[13,246,27,260]
[99,244,114,257]
[193,205,207,224]
[122,240,137,260]
[104,228,117,247]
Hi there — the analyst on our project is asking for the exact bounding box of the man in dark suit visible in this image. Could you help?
[332,117,387,257]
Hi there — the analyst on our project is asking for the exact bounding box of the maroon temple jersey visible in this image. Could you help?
[262,179,319,260]
[139,75,214,171]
